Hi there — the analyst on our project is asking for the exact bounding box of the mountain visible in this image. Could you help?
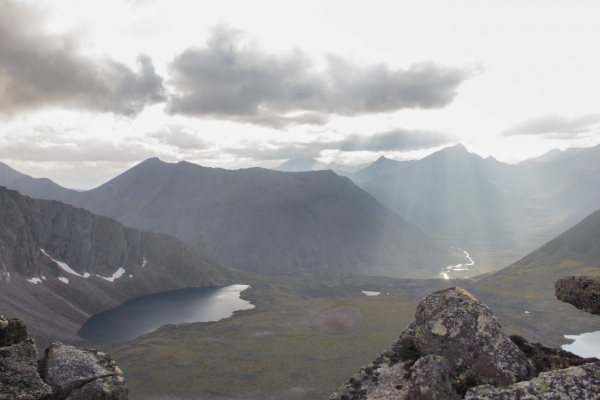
[360,144,520,242]
[273,158,367,173]
[0,186,232,348]
[519,148,587,167]
[53,158,456,277]
[346,156,416,184]
[0,162,76,201]
[273,158,331,172]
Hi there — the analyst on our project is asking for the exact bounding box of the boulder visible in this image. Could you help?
[465,362,600,399]
[330,286,600,399]
[39,342,128,400]
[555,275,600,315]
[0,315,28,347]
[0,315,53,400]
[412,287,529,386]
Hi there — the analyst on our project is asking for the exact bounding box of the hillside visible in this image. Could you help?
[0,186,233,349]
[475,209,600,297]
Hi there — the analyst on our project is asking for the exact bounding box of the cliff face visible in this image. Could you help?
[0,315,127,400]
[331,286,600,400]
[0,186,234,348]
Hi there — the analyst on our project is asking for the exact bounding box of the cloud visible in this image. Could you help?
[148,125,211,150]
[0,134,156,162]
[329,129,458,152]
[0,0,166,116]
[166,26,478,127]
[224,128,456,160]
[501,113,600,137]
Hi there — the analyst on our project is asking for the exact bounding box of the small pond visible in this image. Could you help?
[78,284,254,343]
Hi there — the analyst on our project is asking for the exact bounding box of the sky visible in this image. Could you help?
[1,0,600,189]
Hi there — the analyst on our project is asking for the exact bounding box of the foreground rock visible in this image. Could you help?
[0,316,52,400]
[0,315,127,400]
[465,363,600,399]
[556,275,600,315]
[330,287,599,400]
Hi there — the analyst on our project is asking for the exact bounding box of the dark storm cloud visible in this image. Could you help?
[148,125,211,150]
[224,128,455,160]
[501,113,600,137]
[329,129,457,152]
[0,0,166,116]
[167,26,478,127]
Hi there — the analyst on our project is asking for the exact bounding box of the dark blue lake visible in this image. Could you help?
[78,284,254,343]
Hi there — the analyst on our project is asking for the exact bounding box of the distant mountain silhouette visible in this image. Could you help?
[273,158,366,173]
[361,144,521,244]
[0,160,458,277]
[346,156,416,184]
[519,148,586,166]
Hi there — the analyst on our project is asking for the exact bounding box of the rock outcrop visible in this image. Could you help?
[0,315,127,400]
[330,286,600,400]
[0,316,52,400]
[556,275,600,315]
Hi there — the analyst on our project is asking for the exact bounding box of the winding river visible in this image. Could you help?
[440,248,475,279]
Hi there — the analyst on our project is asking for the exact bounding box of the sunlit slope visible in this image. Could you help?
[67,158,457,277]
[475,209,600,298]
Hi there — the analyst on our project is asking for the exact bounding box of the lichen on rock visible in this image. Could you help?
[555,275,600,316]
[330,286,599,400]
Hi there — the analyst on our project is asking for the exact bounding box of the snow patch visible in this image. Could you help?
[40,249,89,278]
[362,291,381,296]
[98,267,126,282]
[142,257,147,268]
[129,274,133,278]
[524,311,530,314]
[58,277,69,284]
[41,276,46,280]
[27,277,42,284]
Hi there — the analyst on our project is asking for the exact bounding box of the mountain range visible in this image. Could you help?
[0,159,460,278]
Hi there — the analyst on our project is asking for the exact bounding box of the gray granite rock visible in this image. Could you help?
[0,315,52,400]
[39,342,127,400]
[411,287,529,387]
[465,362,600,399]
[556,275,600,315]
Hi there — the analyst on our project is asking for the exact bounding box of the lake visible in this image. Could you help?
[562,331,600,358]
[78,284,254,343]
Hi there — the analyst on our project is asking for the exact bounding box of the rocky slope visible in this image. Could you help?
[1,314,127,399]
[0,186,233,349]
[330,287,599,399]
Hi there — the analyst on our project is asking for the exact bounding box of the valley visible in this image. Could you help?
[1,143,600,399]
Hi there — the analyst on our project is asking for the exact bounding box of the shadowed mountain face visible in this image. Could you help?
[66,159,455,277]
[0,186,232,348]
